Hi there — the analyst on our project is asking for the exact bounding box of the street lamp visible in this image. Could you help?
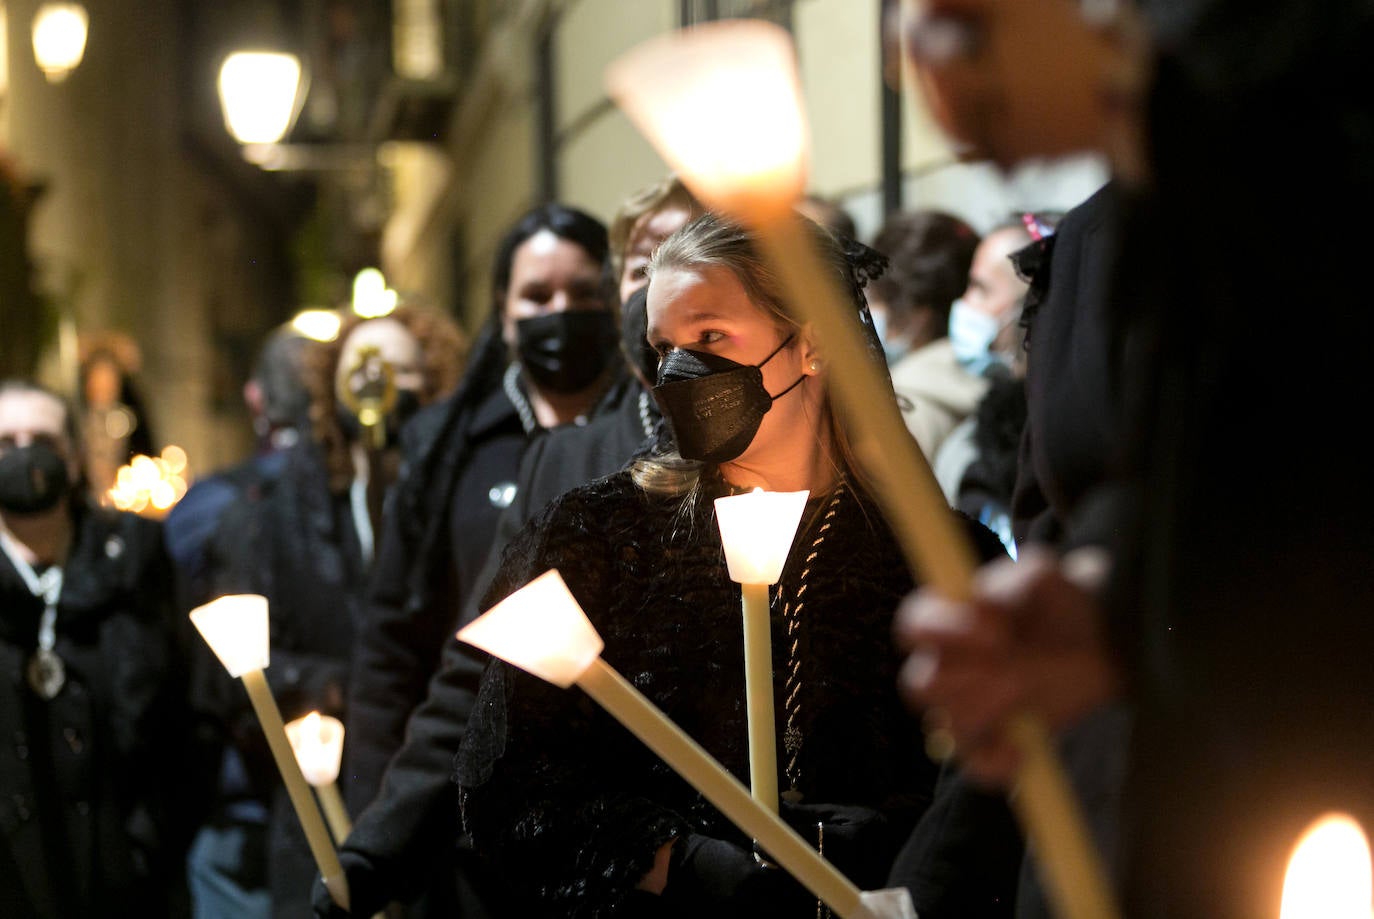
[217,50,303,145]
[31,3,88,83]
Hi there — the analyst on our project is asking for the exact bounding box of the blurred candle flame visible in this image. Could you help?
[1281,813,1373,919]
[106,446,191,517]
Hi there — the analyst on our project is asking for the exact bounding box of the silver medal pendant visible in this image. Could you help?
[26,647,66,700]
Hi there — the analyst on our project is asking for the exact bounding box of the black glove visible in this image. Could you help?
[660,834,812,917]
[310,848,386,918]
[779,800,898,891]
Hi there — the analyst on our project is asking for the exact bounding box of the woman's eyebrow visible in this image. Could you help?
[679,309,730,325]
[647,309,731,339]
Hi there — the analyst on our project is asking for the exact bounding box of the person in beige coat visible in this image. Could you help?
[867,209,985,459]
[887,221,1032,458]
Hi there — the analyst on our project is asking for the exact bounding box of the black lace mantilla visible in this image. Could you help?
[455,470,994,916]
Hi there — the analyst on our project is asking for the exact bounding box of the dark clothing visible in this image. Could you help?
[456,470,1006,918]
[163,449,290,613]
[1009,181,1123,550]
[0,506,189,918]
[335,375,646,918]
[343,380,530,820]
[199,438,368,918]
[953,375,1028,556]
[887,766,1024,919]
[999,5,1374,916]
[331,626,491,919]
[1091,5,1374,915]
[464,386,661,627]
[167,446,293,919]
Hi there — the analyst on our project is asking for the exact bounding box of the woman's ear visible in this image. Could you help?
[798,322,822,375]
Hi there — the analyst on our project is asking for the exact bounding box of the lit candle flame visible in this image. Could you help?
[1281,813,1373,919]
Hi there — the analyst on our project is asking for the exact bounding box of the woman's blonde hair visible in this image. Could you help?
[608,174,703,281]
[631,212,886,500]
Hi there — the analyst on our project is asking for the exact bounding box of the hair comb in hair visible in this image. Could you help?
[841,235,890,290]
[834,235,891,370]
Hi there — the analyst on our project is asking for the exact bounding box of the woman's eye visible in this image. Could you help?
[517,287,552,307]
[698,330,725,346]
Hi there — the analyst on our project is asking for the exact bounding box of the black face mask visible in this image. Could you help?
[336,389,422,449]
[652,335,804,464]
[516,311,618,394]
[0,443,72,515]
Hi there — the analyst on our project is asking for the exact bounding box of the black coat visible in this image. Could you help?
[343,380,531,820]
[462,384,661,628]
[335,375,645,917]
[0,505,190,918]
[1107,6,1374,908]
[1010,180,1125,550]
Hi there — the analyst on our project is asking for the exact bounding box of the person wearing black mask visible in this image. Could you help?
[457,176,705,636]
[0,379,192,917]
[200,305,465,919]
[333,203,618,918]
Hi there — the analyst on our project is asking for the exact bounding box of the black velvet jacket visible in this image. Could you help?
[457,470,1004,918]
[0,505,190,918]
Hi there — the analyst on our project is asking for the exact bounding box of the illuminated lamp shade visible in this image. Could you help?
[715,488,809,585]
[1280,813,1373,919]
[189,594,270,678]
[604,19,807,223]
[32,3,88,83]
[218,51,303,145]
[456,570,603,689]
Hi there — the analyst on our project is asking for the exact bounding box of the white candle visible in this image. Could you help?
[285,712,351,844]
[191,596,350,910]
[714,488,808,813]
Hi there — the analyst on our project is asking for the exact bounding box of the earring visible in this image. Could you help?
[809,360,820,372]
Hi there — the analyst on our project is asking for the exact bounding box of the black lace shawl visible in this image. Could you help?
[455,470,989,916]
